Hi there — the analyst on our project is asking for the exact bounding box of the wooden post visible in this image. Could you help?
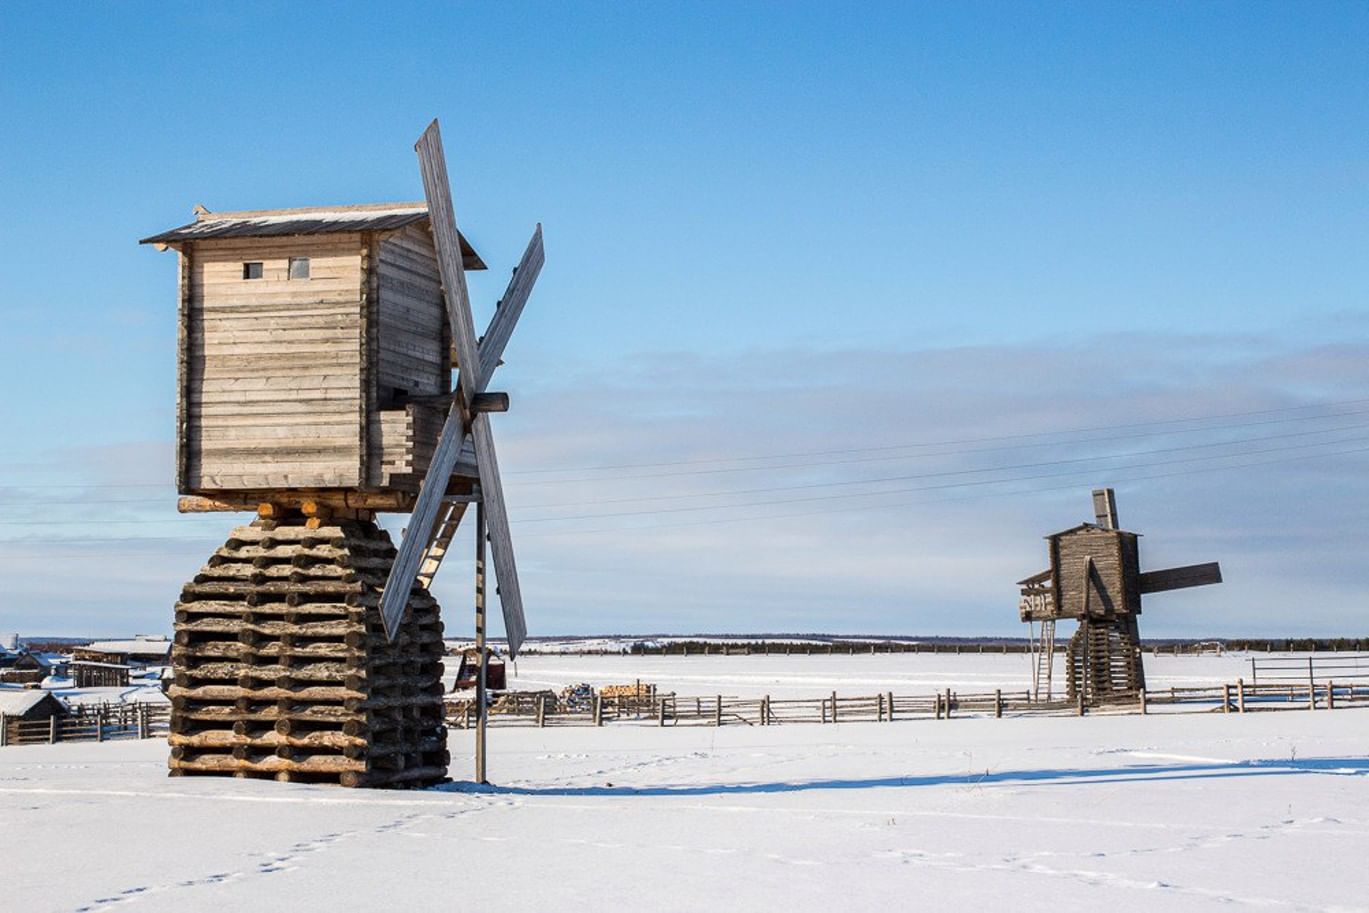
[944,688,952,719]
[475,501,489,784]
[1222,684,1231,713]
[715,695,722,727]
[1308,656,1316,710]
[994,688,1002,719]
[831,691,838,724]
[934,692,942,720]
[1328,681,1336,710]
[0,712,7,748]
[887,691,895,721]
[1138,687,1147,715]
[658,697,666,727]
[877,693,884,722]
[593,694,603,727]
[49,715,57,744]
[536,694,546,728]
[1076,692,1086,716]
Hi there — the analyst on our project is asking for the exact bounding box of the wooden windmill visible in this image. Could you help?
[141,119,543,787]
[1017,489,1222,704]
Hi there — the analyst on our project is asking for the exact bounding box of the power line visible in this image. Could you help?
[512,421,1369,511]
[515,442,1369,539]
[3,442,1363,556]
[2,420,1365,525]
[4,395,1369,492]
[510,433,1369,525]
[505,396,1369,476]
[7,404,1369,506]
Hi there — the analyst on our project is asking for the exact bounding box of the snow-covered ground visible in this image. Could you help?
[3,655,1366,913]
[502,650,1259,697]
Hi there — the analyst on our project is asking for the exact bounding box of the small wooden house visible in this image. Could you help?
[0,690,68,722]
[141,203,486,505]
[1046,523,1142,620]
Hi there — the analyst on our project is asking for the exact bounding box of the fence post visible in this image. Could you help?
[49,715,57,744]
[593,694,603,727]
[1308,657,1316,710]
[1237,678,1246,713]
[831,691,838,724]
[658,697,666,727]
[715,695,722,727]
[877,693,884,722]
[1076,692,1086,717]
[1328,681,1336,710]
[0,712,7,748]
[96,711,104,742]
[536,695,546,728]
[1138,687,1147,715]
[994,689,1002,719]
[934,692,942,720]
[887,691,895,722]
[944,688,952,719]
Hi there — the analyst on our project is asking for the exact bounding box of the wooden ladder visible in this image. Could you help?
[1033,619,1056,700]
[417,499,472,590]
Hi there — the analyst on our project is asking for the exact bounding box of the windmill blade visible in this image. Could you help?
[471,412,527,657]
[476,224,544,393]
[415,119,483,402]
[378,403,470,640]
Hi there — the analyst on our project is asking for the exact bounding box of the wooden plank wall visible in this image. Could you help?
[375,224,447,401]
[1053,528,1128,618]
[366,224,448,490]
[185,235,364,490]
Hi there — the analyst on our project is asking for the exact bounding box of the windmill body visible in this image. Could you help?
[141,122,542,787]
[1018,489,1222,704]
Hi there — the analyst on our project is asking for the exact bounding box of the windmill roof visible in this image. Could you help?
[1045,522,1140,539]
[140,202,487,269]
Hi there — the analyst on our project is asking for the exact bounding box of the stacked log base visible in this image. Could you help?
[1066,619,1142,704]
[168,518,449,788]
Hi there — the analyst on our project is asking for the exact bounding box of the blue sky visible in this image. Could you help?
[1,2,1366,638]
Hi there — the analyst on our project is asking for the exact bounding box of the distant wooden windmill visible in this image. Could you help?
[142,119,543,787]
[1017,489,1222,704]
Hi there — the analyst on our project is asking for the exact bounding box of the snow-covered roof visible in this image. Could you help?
[0,690,61,716]
[139,202,486,269]
[79,639,172,658]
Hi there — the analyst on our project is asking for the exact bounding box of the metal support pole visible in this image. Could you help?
[475,500,488,784]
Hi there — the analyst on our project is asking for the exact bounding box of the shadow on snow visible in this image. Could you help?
[440,757,1369,797]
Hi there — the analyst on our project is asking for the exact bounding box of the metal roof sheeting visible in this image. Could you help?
[140,203,486,269]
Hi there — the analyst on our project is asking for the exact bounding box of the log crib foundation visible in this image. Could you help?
[167,515,449,787]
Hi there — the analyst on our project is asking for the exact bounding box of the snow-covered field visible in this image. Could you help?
[4,654,1367,913]
[503,650,1258,697]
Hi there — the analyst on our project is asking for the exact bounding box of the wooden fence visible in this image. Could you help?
[444,680,1369,729]
[4,682,1365,749]
[0,702,171,747]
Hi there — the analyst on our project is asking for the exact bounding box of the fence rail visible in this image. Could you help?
[0,702,170,747]
[4,680,1367,750]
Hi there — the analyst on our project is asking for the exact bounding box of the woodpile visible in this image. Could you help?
[167,517,448,787]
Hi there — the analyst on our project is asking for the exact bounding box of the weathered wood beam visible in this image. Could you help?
[178,492,415,513]
[1138,562,1223,595]
[402,391,509,413]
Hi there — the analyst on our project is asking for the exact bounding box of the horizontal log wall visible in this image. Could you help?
[185,235,364,491]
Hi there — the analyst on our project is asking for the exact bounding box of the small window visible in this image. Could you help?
[242,262,263,280]
[288,257,311,280]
